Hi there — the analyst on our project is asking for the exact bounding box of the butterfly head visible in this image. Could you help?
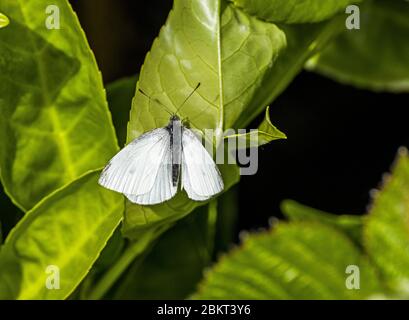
[170,114,181,122]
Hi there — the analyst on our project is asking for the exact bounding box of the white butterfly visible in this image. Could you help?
[98,86,224,205]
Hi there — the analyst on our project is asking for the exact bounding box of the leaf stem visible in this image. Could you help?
[87,228,165,300]
[207,200,218,258]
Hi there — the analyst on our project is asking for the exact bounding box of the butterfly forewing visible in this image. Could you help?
[181,128,224,201]
[125,140,177,205]
[99,128,175,204]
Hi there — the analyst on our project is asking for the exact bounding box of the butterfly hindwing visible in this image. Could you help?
[181,128,224,201]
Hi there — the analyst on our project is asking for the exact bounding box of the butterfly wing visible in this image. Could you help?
[181,128,224,201]
[99,128,177,204]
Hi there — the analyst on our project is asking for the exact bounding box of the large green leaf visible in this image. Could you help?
[0,0,118,211]
[307,0,409,92]
[0,171,123,299]
[364,148,409,291]
[194,222,381,299]
[233,19,345,128]
[231,0,362,23]
[123,0,343,237]
[128,0,286,141]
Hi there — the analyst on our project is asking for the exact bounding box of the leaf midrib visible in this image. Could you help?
[216,0,224,144]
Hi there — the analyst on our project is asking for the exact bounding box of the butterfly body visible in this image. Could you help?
[99,114,224,205]
[166,115,182,187]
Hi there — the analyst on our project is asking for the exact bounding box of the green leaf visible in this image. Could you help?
[233,19,345,128]
[0,12,9,28]
[128,0,287,140]
[281,200,363,244]
[112,205,212,299]
[0,171,123,299]
[194,222,381,299]
[92,227,126,273]
[224,106,286,148]
[231,0,363,23]
[307,0,409,92]
[123,0,343,237]
[106,76,138,147]
[0,246,21,299]
[364,148,409,291]
[0,0,118,211]
[214,185,239,253]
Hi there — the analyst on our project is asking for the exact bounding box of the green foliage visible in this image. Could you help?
[0,172,123,299]
[112,205,212,299]
[0,0,118,211]
[0,12,8,28]
[231,0,362,23]
[123,0,342,238]
[106,76,138,147]
[196,149,409,299]
[365,148,409,291]
[0,0,123,299]
[308,0,409,92]
[0,0,408,301]
[282,200,363,244]
[224,106,287,148]
[194,222,381,299]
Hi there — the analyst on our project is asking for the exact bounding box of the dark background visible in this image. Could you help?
[71,0,408,232]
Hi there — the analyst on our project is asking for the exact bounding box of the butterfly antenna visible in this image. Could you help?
[138,88,173,116]
[175,82,201,115]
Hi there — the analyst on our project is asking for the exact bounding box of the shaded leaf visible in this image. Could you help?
[231,0,362,23]
[0,171,123,299]
[112,205,212,299]
[106,76,138,147]
[233,19,345,128]
[0,246,21,299]
[214,185,239,253]
[307,0,409,92]
[0,0,118,210]
[281,199,363,244]
[194,222,381,299]
[364,148,409,290]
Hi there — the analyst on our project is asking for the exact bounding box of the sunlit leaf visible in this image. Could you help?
[0,0,118,210]
[0,12,9,28]
[0,171,123,299]
[224,106,287,148]
[231,0,362,23]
